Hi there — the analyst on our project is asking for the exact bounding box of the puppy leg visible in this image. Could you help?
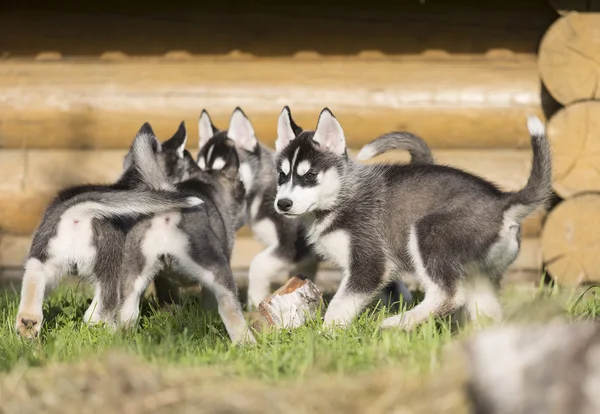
[381,284,455,330]
[178,255,255,344]
[247,245,291,309]
[464,270,503,325]
[381,226,464,331]
[119,263,158,328]
[211,270,256,345]
[324,251,386,328]
[15,258,58,338]
[84,276,120,328]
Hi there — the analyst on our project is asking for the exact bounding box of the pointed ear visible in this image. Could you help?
[275,106,299,154]
[227,107,257,152]
[199,109,219,149]
[312,108,346,156]
[162,121,187,158]
[135,122,161,152]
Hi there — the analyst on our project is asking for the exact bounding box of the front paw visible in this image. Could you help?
[15,312,43,339]
[379,314,414,332]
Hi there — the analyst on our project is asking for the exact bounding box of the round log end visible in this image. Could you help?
[547,101,600,198]
[539,13,600,105]
[541,194,600,286]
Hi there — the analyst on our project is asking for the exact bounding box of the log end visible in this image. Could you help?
[257,275,323,330]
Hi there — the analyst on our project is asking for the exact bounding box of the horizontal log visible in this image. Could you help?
[547,101,600,199]
[541,194,600,286]
[0,57,543,150]
[0,148,545,235]
[0,234,542,275]
[538,13,600,105]
[0,5,555,56]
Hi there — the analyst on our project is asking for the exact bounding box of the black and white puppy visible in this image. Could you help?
[118,126,254,344]
[15,123,199,338]
[273,106,551,330]
[196,108,434,309]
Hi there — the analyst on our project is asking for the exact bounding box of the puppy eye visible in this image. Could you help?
[304,171,317,180]
[277,171,286,185]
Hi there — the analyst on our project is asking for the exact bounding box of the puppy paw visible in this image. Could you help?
[15,312,42,339]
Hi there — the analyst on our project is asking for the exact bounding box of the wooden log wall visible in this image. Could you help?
[0,2,575,288]
[539,7,600,286]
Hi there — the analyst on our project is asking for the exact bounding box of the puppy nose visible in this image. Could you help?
[277,198,293,212]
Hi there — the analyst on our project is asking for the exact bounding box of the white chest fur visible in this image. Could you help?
[307,215,351,269]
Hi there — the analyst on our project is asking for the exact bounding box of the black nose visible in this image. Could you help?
[277,198,293,212]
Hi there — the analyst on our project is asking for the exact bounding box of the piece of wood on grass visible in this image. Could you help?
[464,323,600,414]
[538,13,600,105]
[258,275,323,330]
[547,101,600,199]
[541,194,600,286]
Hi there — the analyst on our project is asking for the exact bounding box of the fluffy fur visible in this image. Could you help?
[15,123,194,338]
[196,107,433,309]
[119,128,254,344]
[273,107,552,330]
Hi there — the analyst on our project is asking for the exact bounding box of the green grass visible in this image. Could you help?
[0,282,599,413]
[1,282,598,380]
[0,284,456,380]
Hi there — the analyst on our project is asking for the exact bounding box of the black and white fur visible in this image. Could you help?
[196,108,434,308]
[273,106,551,330]
[118,126,254,344]
[15,123,200,338]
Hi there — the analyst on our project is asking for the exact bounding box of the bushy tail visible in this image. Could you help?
[505,116,553,220]
[356,132,434,164]
[66,189,203,220]
[131,128,174,191]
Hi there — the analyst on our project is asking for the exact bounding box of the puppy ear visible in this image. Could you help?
[312,108,346,156]
[162,121,187,158]
[135,122,161,152]
[227,107,257,152]
[275,106,299,154]
[199,109,219,149]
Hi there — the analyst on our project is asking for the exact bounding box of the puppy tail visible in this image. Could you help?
[131,126,174,191]
[356,132,434,164]
[65,190,203,220]
[504,116,553,221]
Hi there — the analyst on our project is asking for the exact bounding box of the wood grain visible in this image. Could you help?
[538,13,600,105]
[547,101,600,198]
[0,57,543,149]
[541,194,600,286]
[0,148,545,235]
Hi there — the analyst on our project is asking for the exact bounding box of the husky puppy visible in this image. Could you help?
[196,108,434,308]
[15,123,200,338]
[118,126,254,344]
[273,106,551,330]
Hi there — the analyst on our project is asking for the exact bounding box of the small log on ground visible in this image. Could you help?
[464,323,600,414]
[258,275,323,329]
[541,194,600,286]
[547,101,600,198]
[538,13,600,105]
